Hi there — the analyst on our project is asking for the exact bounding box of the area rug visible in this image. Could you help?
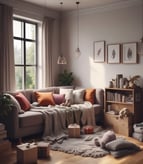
[48,127,110,158]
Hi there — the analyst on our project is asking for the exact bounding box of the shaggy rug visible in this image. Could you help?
[46,127,110,158]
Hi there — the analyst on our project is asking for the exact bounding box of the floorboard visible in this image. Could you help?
[0,134,143,164]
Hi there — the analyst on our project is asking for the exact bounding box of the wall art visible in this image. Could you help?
[122,42,137,64]
[93,41,105,63]
[107,44,121,64]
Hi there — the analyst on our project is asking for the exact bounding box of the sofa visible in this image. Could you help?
[1,86,104,140]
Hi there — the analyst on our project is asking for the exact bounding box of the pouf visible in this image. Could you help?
[68,124,80,138]
[37,141,50,158]
[16,143,37,164]
[83,125,94,134]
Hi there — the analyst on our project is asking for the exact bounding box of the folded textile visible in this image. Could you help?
[105,138,140,151]
[110,148,140,158]
[133,122,143,134]
[132,132,143,142]
[94,130,116,148]
[105,138,141,158]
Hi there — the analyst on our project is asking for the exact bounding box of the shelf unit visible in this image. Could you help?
[104,87,142,136]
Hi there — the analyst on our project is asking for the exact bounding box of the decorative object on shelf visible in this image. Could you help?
[107,44,121,64]
[57,2,67,64]
[109,75,141,89]
[122,42,137,64]
[128,75,141,88]
[75,1,81,58]
[118,108,130,119]
[138,2,143,56]
[93,40,105,63]
[58,69,74,86]
[0,94,12,118]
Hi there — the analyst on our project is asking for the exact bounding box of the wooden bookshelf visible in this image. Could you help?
[104,87,142,136]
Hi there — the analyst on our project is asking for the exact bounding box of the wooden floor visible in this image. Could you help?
[1,134,143,164]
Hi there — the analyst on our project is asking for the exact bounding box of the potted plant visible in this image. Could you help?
[0,94,12,119]
[58,70,74,86]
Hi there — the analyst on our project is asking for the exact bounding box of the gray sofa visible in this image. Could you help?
[2,86,104,140]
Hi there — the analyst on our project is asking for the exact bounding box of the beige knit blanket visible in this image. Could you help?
[31,101,95,139]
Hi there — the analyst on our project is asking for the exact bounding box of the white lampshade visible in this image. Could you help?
[57,55,67,64]
[75,47,81,58]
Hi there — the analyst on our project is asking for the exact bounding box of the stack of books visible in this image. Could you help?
[0,123,11,153]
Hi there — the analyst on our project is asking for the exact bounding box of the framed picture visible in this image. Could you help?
[122,42,137,64]
[107,44,121,64]
[93,41,105,62]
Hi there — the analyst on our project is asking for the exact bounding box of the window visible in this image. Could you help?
[13,18,38,90]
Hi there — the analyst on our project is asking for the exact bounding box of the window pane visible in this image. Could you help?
[26,67,36,89]
[15,66,24,90]
[26,41,36,65]
[13,20,23,38]
[14,40,24,64]
[26,23,36,40]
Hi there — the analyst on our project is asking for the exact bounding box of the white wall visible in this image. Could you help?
[62,0,143,88]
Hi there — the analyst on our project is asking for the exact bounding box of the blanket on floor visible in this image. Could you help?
[50,128,109,158]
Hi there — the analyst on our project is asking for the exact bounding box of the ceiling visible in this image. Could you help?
[21,0,127,11]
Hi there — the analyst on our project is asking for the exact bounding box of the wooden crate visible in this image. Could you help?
[68,124,80,138]
[104,113,133,136]
[0,140,11,153]
[37,142,50,158]
[16,143,37,164]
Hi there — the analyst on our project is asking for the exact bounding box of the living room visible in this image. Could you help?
[0,0,143,163]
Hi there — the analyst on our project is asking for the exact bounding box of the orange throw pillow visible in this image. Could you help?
[35,92,55,106]
[15,92,31,111]
[84,88,96,104]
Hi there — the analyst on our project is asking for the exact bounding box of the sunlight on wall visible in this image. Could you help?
[89,57,106,88]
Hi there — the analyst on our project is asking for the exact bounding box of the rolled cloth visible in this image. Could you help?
[95,130,116,148]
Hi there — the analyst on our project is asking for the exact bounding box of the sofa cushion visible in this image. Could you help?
[53,94,65,105]
[59,88,73,104]
[15,93,31,111]
[73,89,85,104]
[5,93,24,114]
[34,92,55,106]
[19,111,43,128]
[84,88,95,104]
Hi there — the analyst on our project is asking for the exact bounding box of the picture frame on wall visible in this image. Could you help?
[122,42,137,64]
[107,44,121,64]
[93,41,105,63]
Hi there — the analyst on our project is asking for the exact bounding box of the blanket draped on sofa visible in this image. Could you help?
[31,101,95,138]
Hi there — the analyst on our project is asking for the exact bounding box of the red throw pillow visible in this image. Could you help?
[34,92,55,106]
[84,88,96,104]
[15,93,31,111]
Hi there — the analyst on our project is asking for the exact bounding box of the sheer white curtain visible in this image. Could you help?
[42,17,54,87]
[0,4,15,92]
